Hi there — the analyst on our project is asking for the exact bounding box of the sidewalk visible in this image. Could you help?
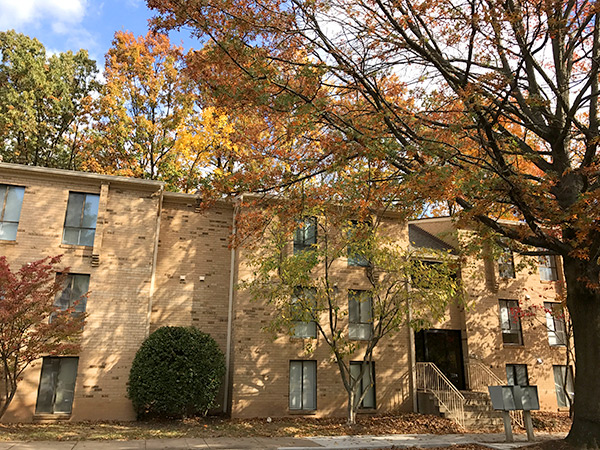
[0,432,566,450]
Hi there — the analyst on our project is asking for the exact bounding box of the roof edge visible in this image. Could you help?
[0,162,164,190]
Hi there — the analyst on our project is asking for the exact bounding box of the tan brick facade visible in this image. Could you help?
[0,164,570,423]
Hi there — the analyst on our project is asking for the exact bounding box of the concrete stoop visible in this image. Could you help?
[417,390,504,429]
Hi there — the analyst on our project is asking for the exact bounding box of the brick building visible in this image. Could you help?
[0,163,572,423]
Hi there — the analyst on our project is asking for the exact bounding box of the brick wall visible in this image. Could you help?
[0,164,162,422]
[229,213,414,418]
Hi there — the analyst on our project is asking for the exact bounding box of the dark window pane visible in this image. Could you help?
[35,357,79,415]
[63,193,99,246]
[499,300,523,345]
[65,193,84,227]
[35,359,59,414]
[350,361,376,409]
[52,358,79,414]
[294,217,317,254]
[498,247,515,278]
[291,287,317,338]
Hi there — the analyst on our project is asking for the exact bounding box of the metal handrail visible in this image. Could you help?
[416,362,465,429]
[466,361,524,428]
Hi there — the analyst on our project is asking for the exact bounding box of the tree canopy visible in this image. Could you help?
[147,0,600,445]
[0,30,98,169]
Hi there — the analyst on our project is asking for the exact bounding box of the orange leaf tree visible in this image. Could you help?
[85,31,238,192]
[0,256,85,419]
[148,0,600,444]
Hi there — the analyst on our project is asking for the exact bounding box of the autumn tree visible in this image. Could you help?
[86,31,238,192]
[0,256,85,419]
[149,0,600,444]
[0,30,98,169]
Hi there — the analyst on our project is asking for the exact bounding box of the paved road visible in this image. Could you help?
[0,432,566,450]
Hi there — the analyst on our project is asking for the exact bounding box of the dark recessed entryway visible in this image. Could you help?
[415,329,465,390]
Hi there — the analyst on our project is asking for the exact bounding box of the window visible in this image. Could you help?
[544,302,567,346]
[291,287,317,338]
[53,274,89,321]
[506,364,529,386]
[0,184,25,241]
[498,246,515,279]
[35,357,79,414]
[347,220,370,267]
[350,361,376,409]
[553,365,575,408]
[62,192,100,246]
[411,260,452,289]
[499,299,523,345]
[539,254,558,281]
[349,290,372,340]
[294,217,317,254]
[289,360,316,411]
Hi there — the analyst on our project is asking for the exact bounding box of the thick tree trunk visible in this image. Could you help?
[564,256,600,448]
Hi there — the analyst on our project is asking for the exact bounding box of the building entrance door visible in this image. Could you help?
[415,329,465,390]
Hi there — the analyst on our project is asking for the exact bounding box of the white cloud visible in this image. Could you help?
[0,0,87,30]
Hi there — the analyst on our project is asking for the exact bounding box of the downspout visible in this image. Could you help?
[408,297,418,412]
[146,185,164,338]
[406,246,418,413]
[223,194,242,414]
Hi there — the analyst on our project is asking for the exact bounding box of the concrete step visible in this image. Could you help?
[418,389,505,430]
[33,413,71,423]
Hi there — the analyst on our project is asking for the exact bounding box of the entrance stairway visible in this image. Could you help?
[416,361,524,430]
[417,389,504,429]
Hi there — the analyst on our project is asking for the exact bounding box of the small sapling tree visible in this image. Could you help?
[241,207,462,424]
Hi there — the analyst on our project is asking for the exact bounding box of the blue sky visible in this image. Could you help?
[0,0,199,66]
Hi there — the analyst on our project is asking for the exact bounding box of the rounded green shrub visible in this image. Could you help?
[128,326,225,418]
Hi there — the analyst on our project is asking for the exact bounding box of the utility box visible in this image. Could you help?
[488,385,539,411]
[488,386,517,410]
[488,385,540,443]
[513,386,540,411]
